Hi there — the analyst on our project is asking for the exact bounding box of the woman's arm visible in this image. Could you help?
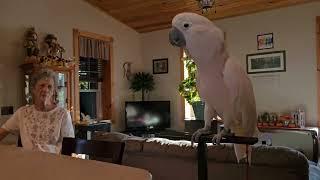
[0,128,10,141]
[61,111,75,138]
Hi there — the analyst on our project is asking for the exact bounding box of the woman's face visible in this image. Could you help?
[33,77,55,104]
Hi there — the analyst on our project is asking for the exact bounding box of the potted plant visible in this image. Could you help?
[130,72,155,101]
[178,56,205,120]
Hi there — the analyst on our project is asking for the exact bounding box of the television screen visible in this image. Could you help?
[125,101,170,131]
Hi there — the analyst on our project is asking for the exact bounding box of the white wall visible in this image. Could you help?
[141,2,320,128]
[141,30,184,130]
[0,0,143,131]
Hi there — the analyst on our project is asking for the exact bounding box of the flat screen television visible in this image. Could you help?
[125,101,170,131]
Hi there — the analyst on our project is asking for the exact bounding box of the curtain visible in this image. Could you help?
[79,36,110,61]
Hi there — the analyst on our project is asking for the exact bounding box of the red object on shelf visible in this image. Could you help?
[279,115,291,120]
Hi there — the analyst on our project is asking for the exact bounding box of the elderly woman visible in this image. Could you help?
[0,69,74,153]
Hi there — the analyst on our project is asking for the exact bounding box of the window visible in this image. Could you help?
[181,51,197,120]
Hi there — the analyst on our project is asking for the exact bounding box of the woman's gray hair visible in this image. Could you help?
[30,68,58,91]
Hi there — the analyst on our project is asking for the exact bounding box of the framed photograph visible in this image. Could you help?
[246,51,286,74]
[153,58,168,74]
[257,33,274,50]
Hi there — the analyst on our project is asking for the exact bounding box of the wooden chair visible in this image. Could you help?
[61,137,125,164]
[17,135,22,147]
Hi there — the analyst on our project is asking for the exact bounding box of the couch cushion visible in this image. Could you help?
[93,132,146,142]
[123,137,198,180]
[142,138,196,158]
[92,132,147,152]
[252,145,309,169]
[92,132,131,142]
[206,144,309,180]
[206,143,237,163]
[206,144,309,167]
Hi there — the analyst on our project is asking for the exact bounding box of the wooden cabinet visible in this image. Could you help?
[20,57,75,119]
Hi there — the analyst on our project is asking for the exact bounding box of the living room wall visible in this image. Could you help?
[141,1,320,129]
[0,0,144,131]
[140,30,184,130]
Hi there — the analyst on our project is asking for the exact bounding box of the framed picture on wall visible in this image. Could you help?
[257,33,274,50]
[246,51,286,74]
[153,58,168,74]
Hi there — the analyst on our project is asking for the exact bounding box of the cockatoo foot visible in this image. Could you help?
[212,128,234,144]
[191,128,213,146]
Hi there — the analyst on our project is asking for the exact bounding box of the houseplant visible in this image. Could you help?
[178,56,205,120]
[130,72,155,101]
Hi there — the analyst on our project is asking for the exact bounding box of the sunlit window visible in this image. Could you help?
[181,51,221,121]
[182,52,196,120]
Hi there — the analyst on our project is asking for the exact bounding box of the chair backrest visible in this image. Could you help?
[17,135,22,147]
[61,137,125,164]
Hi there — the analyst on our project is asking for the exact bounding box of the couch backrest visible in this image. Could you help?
[206,144,309,180]
[123,138,198,180]
[93,133,309,180]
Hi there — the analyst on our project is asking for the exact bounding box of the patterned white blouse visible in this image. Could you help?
[1,105,74,154]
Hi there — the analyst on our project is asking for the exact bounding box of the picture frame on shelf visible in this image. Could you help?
[246,51,286,74]
[257,33,274,50]
[153,58,168,74]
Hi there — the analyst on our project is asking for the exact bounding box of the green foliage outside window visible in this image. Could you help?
[178,56,201,104]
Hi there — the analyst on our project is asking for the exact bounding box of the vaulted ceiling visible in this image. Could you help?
[86,0,317,33]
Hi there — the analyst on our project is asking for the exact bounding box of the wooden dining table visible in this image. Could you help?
[0,145,152,180]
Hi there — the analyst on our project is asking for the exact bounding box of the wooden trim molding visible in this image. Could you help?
[180,48,185,122]
[73,29,80,122]
[317,17,320,71]
[78,30,113,42]
[317,17,320,127]
[73,29,114,123]
[109,43,115,123]
[318,72,320,127]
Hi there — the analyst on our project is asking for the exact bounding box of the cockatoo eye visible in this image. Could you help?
[183,22,192,29]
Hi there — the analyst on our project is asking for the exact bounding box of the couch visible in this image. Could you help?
[93,132,310,180]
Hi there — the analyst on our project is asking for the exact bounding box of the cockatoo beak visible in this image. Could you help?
[169,26,186,47]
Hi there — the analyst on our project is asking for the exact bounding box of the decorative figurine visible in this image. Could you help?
[44,34,65,58]
[24,27,40,57]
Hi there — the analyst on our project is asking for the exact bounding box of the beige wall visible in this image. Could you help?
[215,2,320,126]
[140,30,184,130]
[141,2,320,128]
[0,0,143,131]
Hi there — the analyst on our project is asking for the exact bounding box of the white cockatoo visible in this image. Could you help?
[169,12,258,162]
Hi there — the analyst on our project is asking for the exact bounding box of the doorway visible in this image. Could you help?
[73,29,114,122]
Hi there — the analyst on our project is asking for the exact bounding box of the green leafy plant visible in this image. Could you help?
[179,56,205,120]
[178,57,201,104]
[130,72,155,101]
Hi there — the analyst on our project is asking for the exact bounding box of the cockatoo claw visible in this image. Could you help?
[212,133,222,145]
[212,128,234,145]
[191,128,212,146]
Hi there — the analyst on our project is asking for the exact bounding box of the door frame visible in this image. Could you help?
[73,29,114,123]
[317,17,320,127]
